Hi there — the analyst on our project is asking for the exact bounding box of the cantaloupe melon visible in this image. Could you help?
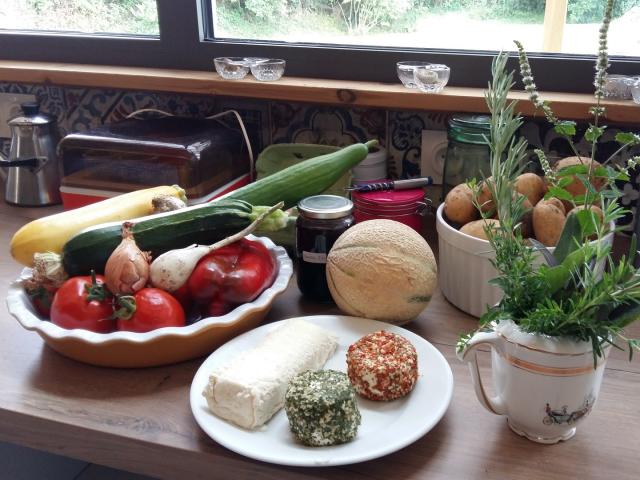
[326,219,437,325]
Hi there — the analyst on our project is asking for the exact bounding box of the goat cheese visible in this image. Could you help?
[285,370,361,446]
[202,319,338,429]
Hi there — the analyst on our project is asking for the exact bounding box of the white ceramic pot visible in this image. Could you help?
[457,320,609,444]
[352,147,387,182]
[436,204,614,318]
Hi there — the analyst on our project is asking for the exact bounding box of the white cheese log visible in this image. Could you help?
[202,319,338,429]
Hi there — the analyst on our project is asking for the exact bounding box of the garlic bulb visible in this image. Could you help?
[104,222,150,295]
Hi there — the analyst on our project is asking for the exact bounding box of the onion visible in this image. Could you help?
[104,222,151,295]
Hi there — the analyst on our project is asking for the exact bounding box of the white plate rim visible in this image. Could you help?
[189,314,454,467]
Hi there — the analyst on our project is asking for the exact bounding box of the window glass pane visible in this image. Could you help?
[212,0,639,57]
[0,0,159,35]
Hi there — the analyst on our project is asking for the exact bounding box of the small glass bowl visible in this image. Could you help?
[214,57,250,80]
[243,57,269,67]
[632,79,640,104]
[397,61,432,89]
[413,64,450,93]
[603,74,636,100]
[250,59,286,81]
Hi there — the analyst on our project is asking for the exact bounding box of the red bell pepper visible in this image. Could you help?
[186,238,277,316]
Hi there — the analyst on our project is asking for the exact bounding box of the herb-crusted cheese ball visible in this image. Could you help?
[285,370,361,446]
[347,331,418,401]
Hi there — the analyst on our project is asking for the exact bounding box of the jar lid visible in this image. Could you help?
[448,114,491,145]
[298,195,353,219]
[352,188,425,206]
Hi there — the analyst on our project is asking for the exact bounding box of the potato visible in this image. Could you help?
[554,156,606,197]
[460,218,501,240]
[444,184,478,225]
[533,202,567,247]
[515,173,546,206]
[477,177,495,213]
[540,197,566,215]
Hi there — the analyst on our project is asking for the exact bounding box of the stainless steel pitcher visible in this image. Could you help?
[0,102,61,206]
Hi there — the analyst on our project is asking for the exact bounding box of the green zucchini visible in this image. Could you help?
[62,199,261,276]
[223,140,376,209]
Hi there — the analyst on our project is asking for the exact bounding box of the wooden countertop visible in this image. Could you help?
[1,60,639,123]
[1,200,639,480]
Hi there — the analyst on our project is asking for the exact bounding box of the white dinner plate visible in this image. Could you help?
[190,315,454,467]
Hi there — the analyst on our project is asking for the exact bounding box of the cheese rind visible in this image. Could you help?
[202,319,338,429]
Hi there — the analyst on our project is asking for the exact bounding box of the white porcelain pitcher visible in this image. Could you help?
[457,320,609,444]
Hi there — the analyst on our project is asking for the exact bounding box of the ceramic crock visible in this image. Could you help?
[457,320,609,444]
[437,203,615,318]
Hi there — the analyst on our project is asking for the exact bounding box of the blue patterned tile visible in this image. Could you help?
[270,102,384,147]
[388,111,449,179]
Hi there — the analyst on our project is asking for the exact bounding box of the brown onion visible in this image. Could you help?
[104,222,150,295]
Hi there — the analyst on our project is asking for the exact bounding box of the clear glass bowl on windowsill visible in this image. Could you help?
[632,79,640,104]
[396,61,432,89]
[250,59,286,82]
[413,64,450,94]
[214,57,251,80]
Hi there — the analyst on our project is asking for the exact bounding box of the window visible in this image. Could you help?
[212,0,640,57]
[0,0,159,35]
[0,0,638,93]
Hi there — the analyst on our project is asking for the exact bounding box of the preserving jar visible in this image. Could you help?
[296,195,354,301]
[443,114,491,198]
[352,188,427,233]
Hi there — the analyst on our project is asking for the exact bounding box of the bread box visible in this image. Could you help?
[59,116,251,209]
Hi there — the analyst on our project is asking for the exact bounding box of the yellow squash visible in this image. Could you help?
[10,185,186,266]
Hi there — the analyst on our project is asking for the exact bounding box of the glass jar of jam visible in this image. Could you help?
[296,195,354,301]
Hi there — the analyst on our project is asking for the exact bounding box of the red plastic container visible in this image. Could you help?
[352,188,426,232]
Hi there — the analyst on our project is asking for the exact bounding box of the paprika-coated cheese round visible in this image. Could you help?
[346,330,418,401]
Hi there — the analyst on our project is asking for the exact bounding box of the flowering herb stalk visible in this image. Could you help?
[514,0,640,212]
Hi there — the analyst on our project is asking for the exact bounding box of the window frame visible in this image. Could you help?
[0,0,638,94]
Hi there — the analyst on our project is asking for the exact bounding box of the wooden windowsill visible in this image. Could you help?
[0,60,639,123]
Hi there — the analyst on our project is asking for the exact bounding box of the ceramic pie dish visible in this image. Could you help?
[6,235,293,368]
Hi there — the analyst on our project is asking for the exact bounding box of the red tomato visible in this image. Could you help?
[50,275,115,333]
[116,288,185,333]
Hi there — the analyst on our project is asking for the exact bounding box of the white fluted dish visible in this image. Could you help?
[6,235,293,368]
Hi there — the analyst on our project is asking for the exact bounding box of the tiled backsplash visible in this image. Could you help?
[1,81,639,230]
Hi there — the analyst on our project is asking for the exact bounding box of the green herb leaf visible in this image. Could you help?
[557,177,574,188]
[615,132,640,146]
[585,125,605,143]
[554,121,577,137]
[556,164,591,177]
[546,186,574,201]
[572,208,600,238]
[554,213,582,263]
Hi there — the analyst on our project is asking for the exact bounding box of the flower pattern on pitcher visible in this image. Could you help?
[542,395,595,426]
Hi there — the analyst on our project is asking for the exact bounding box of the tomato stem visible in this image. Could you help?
[113,295,137,320]
[85,269,111,303]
